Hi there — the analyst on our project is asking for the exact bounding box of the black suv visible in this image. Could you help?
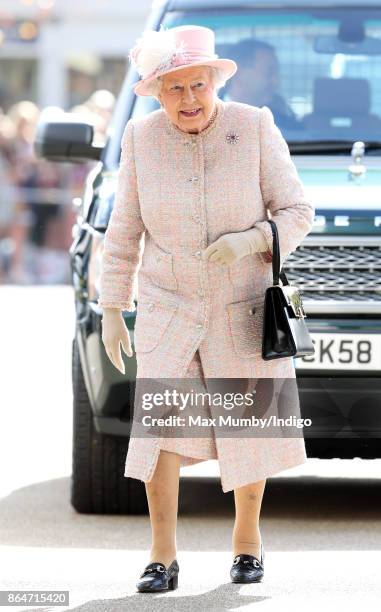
[35,0,381,514]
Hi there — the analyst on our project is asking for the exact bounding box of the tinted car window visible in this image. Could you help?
[131,7,381,143]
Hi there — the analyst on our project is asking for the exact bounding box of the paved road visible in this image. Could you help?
[1,286,381,611]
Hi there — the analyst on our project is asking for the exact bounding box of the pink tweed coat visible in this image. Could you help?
[98,98,315,492]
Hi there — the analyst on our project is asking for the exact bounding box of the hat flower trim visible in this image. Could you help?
[129,25,190,80]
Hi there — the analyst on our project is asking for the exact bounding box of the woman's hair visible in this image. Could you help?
[147,65,227,99]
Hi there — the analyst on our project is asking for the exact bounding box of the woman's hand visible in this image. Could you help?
[201,227,268,265]
[101,309,133,375]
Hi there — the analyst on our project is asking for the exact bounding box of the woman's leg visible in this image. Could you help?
[145,449,181,568]
[142,350,207,568]
[232,478,266,560]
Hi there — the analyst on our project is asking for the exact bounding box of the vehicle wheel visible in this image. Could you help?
[70,336,148,514]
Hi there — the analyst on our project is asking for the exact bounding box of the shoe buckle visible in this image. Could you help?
[234,556,261,568]
[143,563,165,576]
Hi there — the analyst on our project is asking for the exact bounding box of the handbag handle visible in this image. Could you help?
[267,219,289,286]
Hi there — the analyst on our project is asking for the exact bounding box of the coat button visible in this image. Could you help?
[196,323,203,329]
[194,250,202,258]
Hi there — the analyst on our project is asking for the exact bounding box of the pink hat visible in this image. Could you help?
[129,25,238,97]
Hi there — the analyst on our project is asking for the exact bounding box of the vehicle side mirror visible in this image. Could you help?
[34,114,103,163]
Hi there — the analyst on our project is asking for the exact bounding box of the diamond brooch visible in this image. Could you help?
[226,131,239,144]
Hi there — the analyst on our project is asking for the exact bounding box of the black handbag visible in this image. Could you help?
[261,219,315,360]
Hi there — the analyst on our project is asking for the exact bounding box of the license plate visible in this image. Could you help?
[294,333,381,370]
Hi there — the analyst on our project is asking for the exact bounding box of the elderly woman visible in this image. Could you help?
[98,25,314,592]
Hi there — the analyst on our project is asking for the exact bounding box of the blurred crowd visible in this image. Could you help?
[0,89,115,284]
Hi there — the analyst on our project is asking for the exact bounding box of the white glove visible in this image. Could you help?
[101,309,133,375]
[201,227,268,265]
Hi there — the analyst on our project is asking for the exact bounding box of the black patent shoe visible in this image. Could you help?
[136,559,179,592]
[230,542,265,583]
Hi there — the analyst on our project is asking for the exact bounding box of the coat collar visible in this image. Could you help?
[163,98,225,141]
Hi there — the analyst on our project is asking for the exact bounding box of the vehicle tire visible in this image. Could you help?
[70,336,148,514]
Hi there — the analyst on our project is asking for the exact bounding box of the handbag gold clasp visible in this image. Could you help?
[281,285,306,318]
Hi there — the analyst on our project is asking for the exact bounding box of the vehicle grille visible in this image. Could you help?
[283,236,381,313]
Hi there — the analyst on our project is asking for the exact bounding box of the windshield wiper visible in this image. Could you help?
[289,140,381,154]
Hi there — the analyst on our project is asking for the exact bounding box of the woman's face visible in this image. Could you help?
[157,65,217,133]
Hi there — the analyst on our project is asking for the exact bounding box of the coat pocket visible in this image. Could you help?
[144,242,178,292]
[133,298,178,353]
[226,297,264,358]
